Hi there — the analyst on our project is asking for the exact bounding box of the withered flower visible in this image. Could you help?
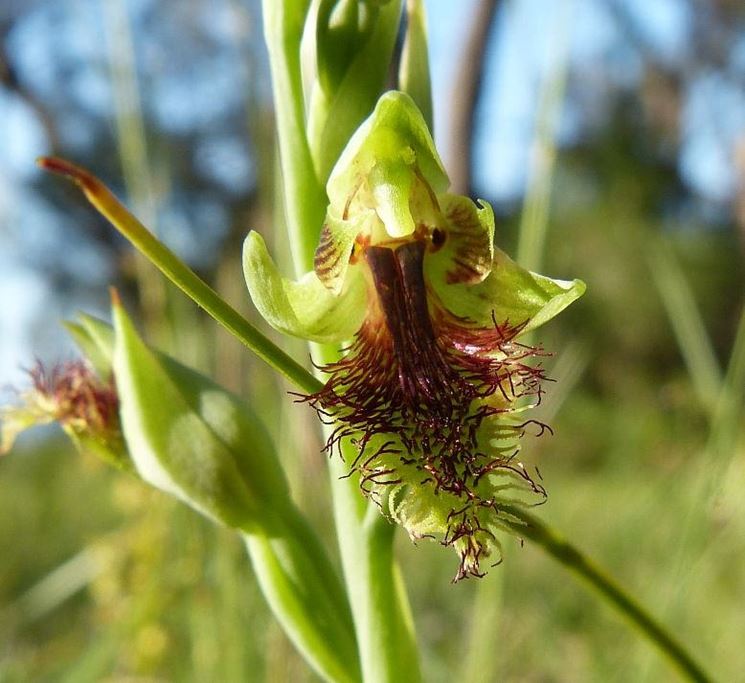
[244,91,585,579]
[1,359,127,468]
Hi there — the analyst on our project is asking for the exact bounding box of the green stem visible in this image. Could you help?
[262,0,327,275]
[501,506,713,683]
[243,506,361,683]
[321,388,421,683]
[37,156,322,396]
[262,2,420,679]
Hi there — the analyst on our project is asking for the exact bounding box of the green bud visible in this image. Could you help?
[305,0,404,180]
[111,295,291,533]
[1,313,127,469]
[5,307,359,682]
[110,300,360,680]
[314,0,366,96]
[0,358,128,471]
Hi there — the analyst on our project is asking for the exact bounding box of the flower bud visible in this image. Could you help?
[110,295,291,533]
[303,0,404,179]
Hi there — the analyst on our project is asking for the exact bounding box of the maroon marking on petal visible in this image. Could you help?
[314,223,352,286]
[443,200,493,284]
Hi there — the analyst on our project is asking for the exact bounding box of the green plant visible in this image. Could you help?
[1,2,715,681]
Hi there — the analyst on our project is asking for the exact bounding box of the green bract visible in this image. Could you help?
[109,305,361,682]
[244,90,585,579]
[111,300,291,533]
[304,0,404,182]
[399,0,433,130]
[2,308,361,682]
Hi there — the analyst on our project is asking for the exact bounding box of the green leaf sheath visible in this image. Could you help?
[262,0,326,274]
[324,444,422,683]
[243,507,361,683]
[113,296,292,531]
[109,303,359,682]
[399,0,433,131]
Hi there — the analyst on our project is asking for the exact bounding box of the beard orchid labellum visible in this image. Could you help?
[244,91,585,580]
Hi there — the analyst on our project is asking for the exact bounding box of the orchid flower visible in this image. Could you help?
[244,91,585,579]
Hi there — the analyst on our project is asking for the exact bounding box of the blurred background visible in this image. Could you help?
[1,0,744,681]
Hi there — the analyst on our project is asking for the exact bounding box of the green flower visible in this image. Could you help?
[245,91,585,580]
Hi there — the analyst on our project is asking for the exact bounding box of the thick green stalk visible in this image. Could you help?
[263,3,421,680]
[501,506,712,683]
[326,456,420,683]
[317,346,421,683]
[262,0,326,275]
[243,506,361,683]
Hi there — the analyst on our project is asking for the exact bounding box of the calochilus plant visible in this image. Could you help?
[1,1,712,681]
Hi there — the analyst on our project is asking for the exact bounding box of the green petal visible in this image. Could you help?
[243,231,366,343]
[327,90,448,238]
[429,246,586,335]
